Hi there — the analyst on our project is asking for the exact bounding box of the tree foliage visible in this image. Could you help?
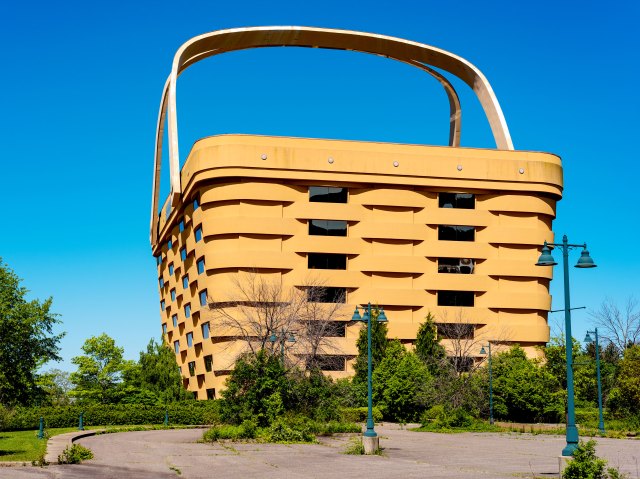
[414,313,446,375]
[0,259,64,406]
[607,345,640,415]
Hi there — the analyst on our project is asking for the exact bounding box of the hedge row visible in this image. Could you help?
[3,401,221,431]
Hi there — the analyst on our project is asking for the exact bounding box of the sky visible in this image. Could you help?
[1,0,638,371]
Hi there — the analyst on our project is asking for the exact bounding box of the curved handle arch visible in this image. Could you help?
[152,26,513,245]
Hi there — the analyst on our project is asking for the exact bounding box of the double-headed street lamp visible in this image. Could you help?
[268,330,296,363]
[584,328,605,434]
[351,303,387,452]
[536,234,596,457]
[479,342,494,425]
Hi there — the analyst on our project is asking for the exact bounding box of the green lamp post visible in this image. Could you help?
[584,328,605,434]
[536,235,596,456]
[268,330,296,363]
[351,303,387,449]
[479,342,494,425]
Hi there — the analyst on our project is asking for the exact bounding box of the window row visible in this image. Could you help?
[309,188,474,210]
[169,322,211,351]
[158,257,205,296]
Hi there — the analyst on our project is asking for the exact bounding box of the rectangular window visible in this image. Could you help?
[160,300,166,311]
[172,314,178,327]
[188,360,195,376]
[204,354,213,372]
[315,355,346,371]
[197,258,205,274]
[167,239,173,250]
[185,304,191,318]
[159,278,165,289]
[307,321,346,337]
[308,220,347,236]
[174,340,180,353]
[193,195,200,210]
[156,255,162,265]
[438,258,475,274]
[307,287,346,303]
[182,275,189,290]
[437,290,475,307]
[187,332,193,347]
[439,192,475,209]
[309,186,348,203]
[179,219,185,232]
[162,323,167,335]
[170,289,176,301]
[206,388,216,400]
[436,323,475,340]
[180,247,187,261]
[199,289,208,307]
[438,225,475,241]
[308,253,347,270]
[202,322,210,339]
[195,225,203,242]
[169,263,174,275]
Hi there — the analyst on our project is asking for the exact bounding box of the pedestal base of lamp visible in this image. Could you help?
[363,435,379,455]
[559,455,573,475]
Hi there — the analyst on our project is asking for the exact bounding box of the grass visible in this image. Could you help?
[0,427,76,462]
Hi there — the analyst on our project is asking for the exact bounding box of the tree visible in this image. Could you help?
[0,258,64,406]
[589,297,640,354]
[70,334,128,404]
[414,312,446,375]
[37,369,72,406]
[606,344,640,415]
[353,306,388,385]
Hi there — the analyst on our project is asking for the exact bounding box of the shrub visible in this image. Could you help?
[266,417,316,443]
[562,440,627,479]
[202,419,257,442]
[420,406,476,430]
[339,406,383,423]
[58,444,94,464]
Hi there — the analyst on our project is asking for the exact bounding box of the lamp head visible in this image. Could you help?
[377,307,388,322]
[584,332,593,344]
[351,307,362,322]
[575,247,596,268]
[535,242,557,266]
[480,346,486,355]
[268,333,277,343]
[287,333,296,343]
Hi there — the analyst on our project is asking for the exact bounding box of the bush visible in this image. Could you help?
[266,417,316,443]
[202,419,257,441]
[562,440,627,479]
[421,406,473,429]
[339,407,383,423]
[58,444,94,464]
[2,401,220,431]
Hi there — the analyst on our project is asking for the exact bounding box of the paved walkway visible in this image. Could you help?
[1,424,638,478]
[44,429,103,464]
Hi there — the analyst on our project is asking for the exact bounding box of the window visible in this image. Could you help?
[197,257,205,274]
[169,263,174,275]
[179,219,185,232]
[174,340,180,353]
[202,322,210,339]
[170,289,176,301]
[436,322,475,340]
[307,287,346,303]
[160,300,166,311]
[185,304,191,319]
[187,332,193,347]
[193,195,200,210]
[167,239,173,250]
[156,255,162,265]
[438,225,475,241]
[309,220,347,236]
[162,323,167,335]
[308,253,347,270]
[159,278,165,289]
[206,388,216,400]
[199,289,208,307]
[309,186,348,203]
[315,355,346,371]
[195,225,203,242]
[437,290,475,307]
[172,314,178,327]
[438,258,474,274]
[182,275,189,289]
[306,321,346,337]
[188,361,195,377]
[204,354,213,372]
[180,247,187,261]
[439,193,475,209]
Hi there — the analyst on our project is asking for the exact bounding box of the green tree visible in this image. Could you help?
[353,308,388,385]
[372,340,432,422]
[70,334,128,404]
[0,259,64,406]
[492,345,564,422]
[607,344,640,415]
[414,312,446,375]
[37,368,72,406]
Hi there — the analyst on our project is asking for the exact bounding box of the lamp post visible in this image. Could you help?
[268,329,296,363]
[479,342,494,425]
[78,412,84,431]
[351,303,387,453]
[584,328,605,434]
[535,234,596,457]
[37,417,44,439]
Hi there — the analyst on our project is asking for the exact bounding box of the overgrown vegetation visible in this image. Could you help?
[57,443,93,464]
[562,440,628,479]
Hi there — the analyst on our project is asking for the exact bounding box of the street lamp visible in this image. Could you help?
[584,329,605,434]
[479,343,494,425]
[268,330,296,363]
[351,303,387,453]
[536,235,596,457]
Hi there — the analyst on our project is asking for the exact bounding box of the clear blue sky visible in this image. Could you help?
[1,0,638,370]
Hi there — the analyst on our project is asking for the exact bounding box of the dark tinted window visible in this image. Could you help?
[309,186,348,203]
[188,361,196,376]
[206,388,216,399]
[439,193,475,209]
[308,253,347,270]
[436,322,475,339]
[306,321,346,337]
[204,355,213,372]
[438,225,475,241]
[307,287,346,303]
[438,258,474,274]
[309,220,347,236]
[437,290,475,307]
[315,355,346,371]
